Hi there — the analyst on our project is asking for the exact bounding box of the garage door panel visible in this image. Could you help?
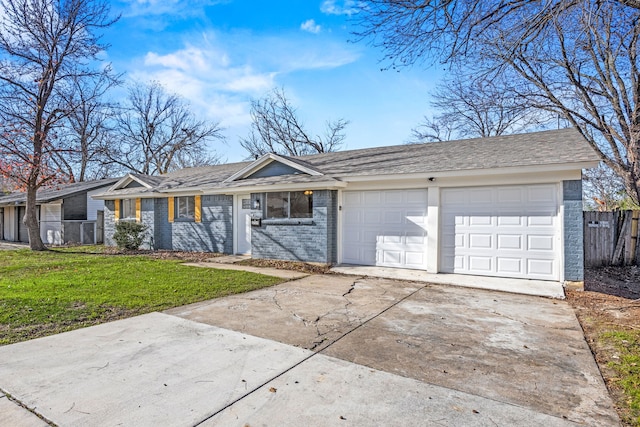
[406,233,426,244]
[529,235,554,251]
[529,186,557,203]
[528,259,555,275]
[406,189,428,203]
[498,188,523,203]
[363,211,382,224]
[498,235,522,250]
[383,211,403,224]
[363,192,382,204]
[469,234,492,249]
[342,190,428,269]
[441,184,560,281]
[405,251,426,266]
[528,216,554,226]
[381,233,402,244]
[470,215,492,226]
[469,256,492,272]
[384,191,403,204]
[497,216,522,226]
[497,257,523,274]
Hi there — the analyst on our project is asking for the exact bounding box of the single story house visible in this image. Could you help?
[0,178,118,245]
[94,129,599,282]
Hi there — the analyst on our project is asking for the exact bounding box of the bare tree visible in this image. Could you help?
[354,1,640,203]
[411,72,547,143]
[0,0,117,250]
[240,88,349,158]
[106,81,223,175]
[584,163,640,211]
[52,72,120,182]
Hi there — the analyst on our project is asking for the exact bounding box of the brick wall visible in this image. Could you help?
[250,190,338,264]
[103,200,116,247]
[563,180,584,281]
[103,195,233,254]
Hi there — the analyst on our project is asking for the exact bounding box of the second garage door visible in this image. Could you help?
[342,189,428,269]
[441,184,561,281]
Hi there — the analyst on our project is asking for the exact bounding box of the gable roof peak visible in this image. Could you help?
[223,152,324,182]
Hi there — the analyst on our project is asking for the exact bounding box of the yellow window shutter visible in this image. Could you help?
[135,198,141,222]
[194,195,202,223]
[114,199,120,220]
[168,197,174,223]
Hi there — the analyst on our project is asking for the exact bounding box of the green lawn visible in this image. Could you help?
[0,248,282,345]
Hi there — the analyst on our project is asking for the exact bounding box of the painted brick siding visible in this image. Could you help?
[103,196,233,254]
[563,180,584,281]
[158,195,233,253]
[251,190,338,264]
[103,200,116,247]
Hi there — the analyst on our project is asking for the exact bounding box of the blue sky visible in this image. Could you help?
[105,0,440,162]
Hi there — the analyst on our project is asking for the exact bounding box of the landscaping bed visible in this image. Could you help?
[567,267,640,427]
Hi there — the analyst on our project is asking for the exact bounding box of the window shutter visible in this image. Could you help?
[168,197,174,223]
[194,195,202,223]
[135,198,141,222]
[114,199,120,221]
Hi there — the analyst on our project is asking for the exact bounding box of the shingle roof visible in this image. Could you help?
[0,178,119,206]
[97,128,598,197]
[292,128,599,176]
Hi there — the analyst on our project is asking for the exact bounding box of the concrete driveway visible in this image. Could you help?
[0,274,620,426]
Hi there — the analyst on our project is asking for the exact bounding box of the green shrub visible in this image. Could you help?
[113,221,148,250]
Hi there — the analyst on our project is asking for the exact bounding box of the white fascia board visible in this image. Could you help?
[340,169,587,192]
[109,174,153,191]
[337,161,599,183]
[223,153,323,183]
[90,192,165,200]
[202,181,347,195]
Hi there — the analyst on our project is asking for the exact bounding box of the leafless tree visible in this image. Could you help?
[52,72,121,182]
[0,0,117,250]
[411,72,547,143]
[105,81,223,175]
[354,0,640,203]
[240,88,349,157]
[583,163,640,211]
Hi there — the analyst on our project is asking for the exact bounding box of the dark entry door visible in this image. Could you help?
[17,206,29,243]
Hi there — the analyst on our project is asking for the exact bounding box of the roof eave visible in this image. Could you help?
[91,191,166,200]
[336,161,600,182]
[202,180,347,195]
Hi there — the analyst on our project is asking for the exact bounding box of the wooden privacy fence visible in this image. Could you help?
[584,210,640,267]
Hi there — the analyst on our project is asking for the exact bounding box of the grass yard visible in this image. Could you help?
[0,248,282,345]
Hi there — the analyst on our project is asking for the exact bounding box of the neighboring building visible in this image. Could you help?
[93,129,600,282]
[0,179,118,245]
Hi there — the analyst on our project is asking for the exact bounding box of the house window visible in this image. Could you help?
[265,191,313,219]
[120,199,136,220]
[176,196,195,220]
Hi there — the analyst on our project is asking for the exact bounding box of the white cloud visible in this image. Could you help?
[300,19,321,34]
[320,0,362,16]
[125,31,361,152]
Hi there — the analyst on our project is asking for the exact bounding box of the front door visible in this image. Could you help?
[236,194,252,254]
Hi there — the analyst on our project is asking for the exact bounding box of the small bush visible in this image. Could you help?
[113,221,148,250]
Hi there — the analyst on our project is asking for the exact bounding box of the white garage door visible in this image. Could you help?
[342,189,428,269]
[441,184,560,281]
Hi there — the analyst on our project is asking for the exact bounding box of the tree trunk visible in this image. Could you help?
[25,185,46,251]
